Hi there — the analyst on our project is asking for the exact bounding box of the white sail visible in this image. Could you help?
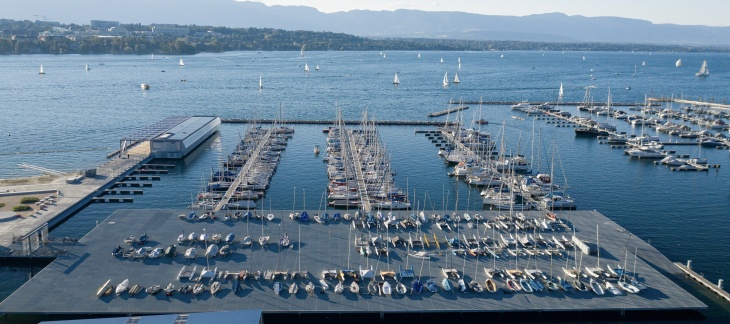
[675,59,682,67]
[453,72,460,84]
[443,72,449,87]
[39,65,45,74]
[501,54,504,58]
[458,57,461,70]
[641,61,646,66]
[418,53,421,58]
[85,64,90,71]
[315,65,319,71]
[259,75,262,89]
[696,60,709,77]
[300,48,304,56]
[559,83,564,100]
[393,73,400,85]
[179,58,184,66]
[440,57,443,63]
[304,63,309,73]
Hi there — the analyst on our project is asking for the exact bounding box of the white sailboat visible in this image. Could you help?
[442,72,449,87]
[558,83,564,101]
[304,63,310,73]
[315,65,319,71]
[675,59,682,67]
[440,57,444,63]
[393,72,400,85]
[300,48,304,56]
[259,75,263,90]
[85,64,90,71]
[458,56,461,70]
[417,53,421,58]
[179,58,184,66]
[696,60,709,77]
[38,65,45,75]
[453,72,460,84]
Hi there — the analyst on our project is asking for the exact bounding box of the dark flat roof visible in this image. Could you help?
[39,309,262,324]
[0,209,705,315]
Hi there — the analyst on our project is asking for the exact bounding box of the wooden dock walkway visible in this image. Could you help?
[675,261,730,303]
[214,127,274,212]
[347,129,372,212]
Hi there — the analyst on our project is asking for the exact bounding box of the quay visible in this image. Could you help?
[427,105,469,117]
[449,100,652,107]
[0,209,706,319]
[0,116,220,257]
[675,261,730,303]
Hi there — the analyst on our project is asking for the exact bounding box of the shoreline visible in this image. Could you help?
[0,173,70,187]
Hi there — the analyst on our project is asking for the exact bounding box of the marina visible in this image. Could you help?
[0,208,706,318]
[1,51,729,322]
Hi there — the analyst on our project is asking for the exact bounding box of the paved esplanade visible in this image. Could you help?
[0,209,705,315]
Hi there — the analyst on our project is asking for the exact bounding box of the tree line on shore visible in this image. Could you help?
[0,19,725,55]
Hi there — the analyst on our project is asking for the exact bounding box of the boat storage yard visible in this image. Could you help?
[0,208,705,318]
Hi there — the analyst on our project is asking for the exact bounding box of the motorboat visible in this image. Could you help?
[146,284,161,295]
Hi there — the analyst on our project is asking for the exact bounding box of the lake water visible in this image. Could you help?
[1,51,729,322]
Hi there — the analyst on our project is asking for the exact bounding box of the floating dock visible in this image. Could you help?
[0,209,705,319]
[427,105,469,117]
[675,261,730,303]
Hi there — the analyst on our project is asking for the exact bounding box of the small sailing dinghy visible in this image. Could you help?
[305,282,316,296]
[39,65,45,75]
[393,72,400,85]
[442,72,449,87]
[349,281,359,294]
[426,279,438,293]
[129,284,142,296]
[225,233,235,245]
[334,281,344,294]
[485,278,497,293]
[210,281,221,295]
[164,283,175,296]
[273,281,282,295]
[192,283,204,295]
[382,281,392,296]
[146,284,161,295]
[441,278,452,292]
[289,282,299,295]
[453,72,460,84]
[115,279,129,296]
[589,278,605,295]
[396,282,408,295]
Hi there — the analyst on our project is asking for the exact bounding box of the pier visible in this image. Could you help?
[676,261,730,303]
[346,129,372,212]
[214,127,275,212]
[449,100,652,107]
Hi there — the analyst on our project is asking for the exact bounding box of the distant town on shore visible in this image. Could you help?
[1,19,727,55]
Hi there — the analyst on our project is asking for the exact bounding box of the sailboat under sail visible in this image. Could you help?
[179,58,184,67]
[442,72,449,87]
[393,73,400,85]
[304,63,310,73]
[675,59,682,67]
[453,72,460,84]
[696,60,709,77]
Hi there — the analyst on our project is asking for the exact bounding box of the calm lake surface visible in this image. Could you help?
[1,51,729,322]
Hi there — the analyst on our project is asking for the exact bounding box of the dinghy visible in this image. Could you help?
[334,281,344,294]
[115,279,129,296]
[349,281,359,294]
[273,281,282,295]
[441,278,452,292]
[305,282,316,296]
[382,281,392,296]
[164,283,175,296]
[129,284,142,296]
[426,279,438,293]
[289,282,299,295]
[192,283,204,295]
[412,279,423,294]
[210,281,221,295]
[96,279,112,298]
[589,278,605,295]
[146,284,161,295]
[485,278,497,293]
[396,282,408,295]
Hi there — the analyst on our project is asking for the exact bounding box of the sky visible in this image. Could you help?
[250,0,730,27]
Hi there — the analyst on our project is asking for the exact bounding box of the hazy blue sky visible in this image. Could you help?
[252,0,729,26]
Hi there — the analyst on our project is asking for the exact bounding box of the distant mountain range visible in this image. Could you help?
[6,0,730,46]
